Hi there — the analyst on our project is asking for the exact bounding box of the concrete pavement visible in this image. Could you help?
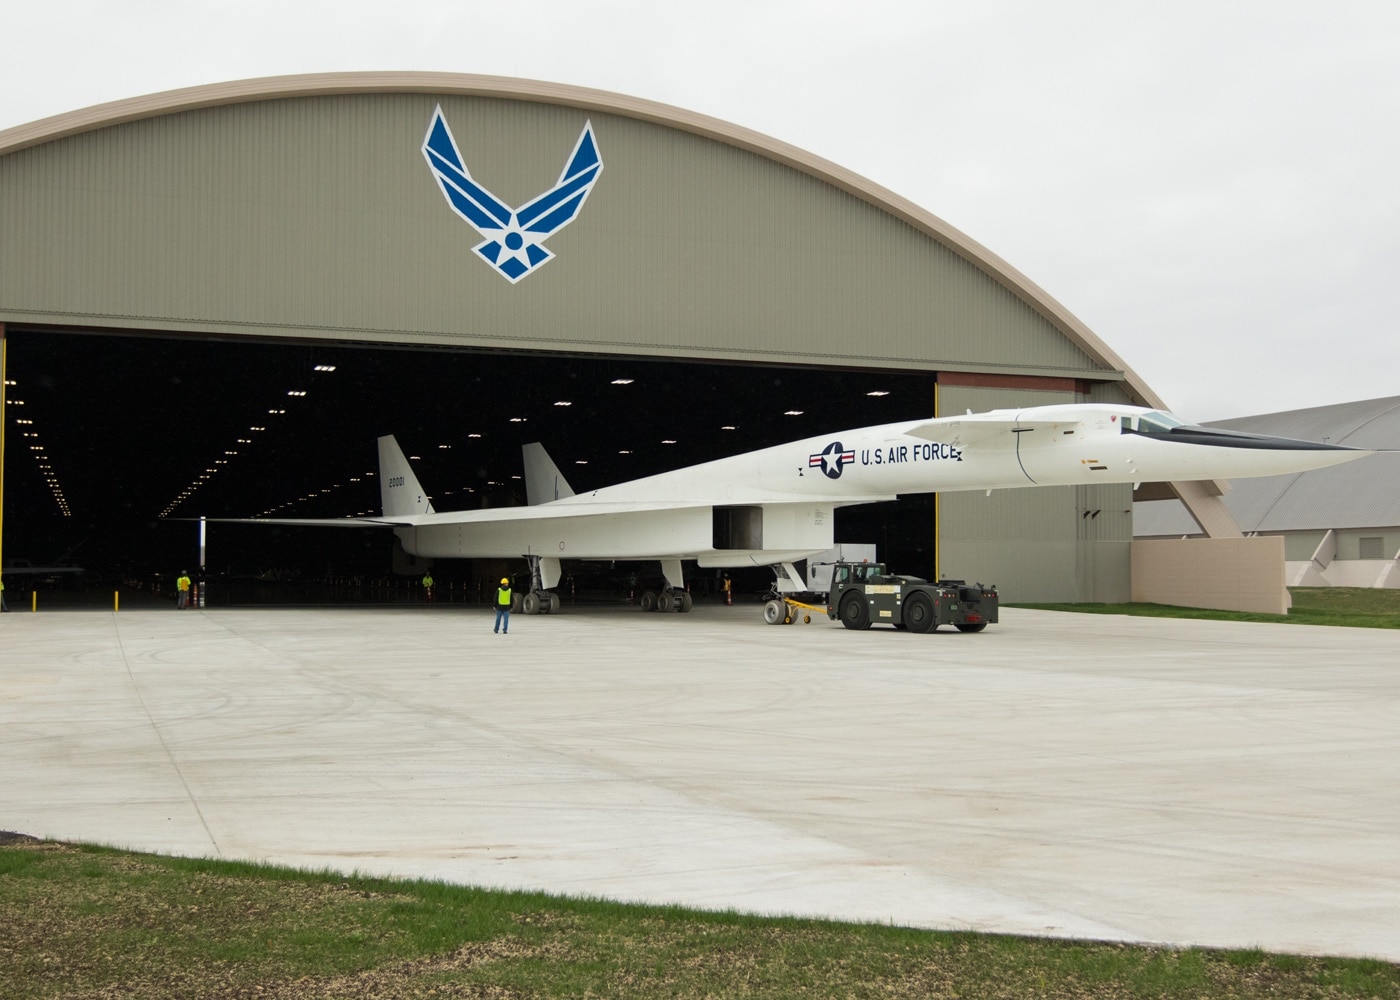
[2,602,1397,960]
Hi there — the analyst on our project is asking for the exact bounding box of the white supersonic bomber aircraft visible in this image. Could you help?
[250,402,1370,614]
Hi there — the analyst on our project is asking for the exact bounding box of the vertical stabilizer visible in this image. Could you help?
[377,435,435,518]
[523,442,576,505]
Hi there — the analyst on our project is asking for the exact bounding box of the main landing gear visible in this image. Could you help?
[635,558,694,613]
[638,588,693,613]
[515,555,562,615]
[520,590,561,615]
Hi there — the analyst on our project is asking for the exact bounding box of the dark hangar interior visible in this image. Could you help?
[2,326,940,602]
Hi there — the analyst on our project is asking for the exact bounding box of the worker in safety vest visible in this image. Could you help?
[176,571,192,610]
[493,577,512,634]
[422,572,435,603]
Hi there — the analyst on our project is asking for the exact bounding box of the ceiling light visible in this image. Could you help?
[611,378,633,385]
[554,401,572,407]
[784,410,804,416]
[313,365,336,372]
[866,390,890,397]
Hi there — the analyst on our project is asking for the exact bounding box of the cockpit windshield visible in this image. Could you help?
[1121,410,1187,435]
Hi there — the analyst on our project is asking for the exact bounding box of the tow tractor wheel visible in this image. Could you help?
[904,592,937,634]
[839,591,871,630]
[956,622,988,633]
[763,599,786,625]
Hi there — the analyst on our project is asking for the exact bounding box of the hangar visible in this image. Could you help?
[0,72,1250,604]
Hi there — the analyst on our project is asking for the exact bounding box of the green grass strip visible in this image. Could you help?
[1012,587,1400,628]
[2,835,1397,998]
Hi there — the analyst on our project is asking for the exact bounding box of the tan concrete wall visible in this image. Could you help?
[1131,536,1289,614]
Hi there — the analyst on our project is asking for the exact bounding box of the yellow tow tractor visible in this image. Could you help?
[762,560,999,633]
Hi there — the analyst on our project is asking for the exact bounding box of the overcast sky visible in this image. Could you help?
[2,0,1395,421]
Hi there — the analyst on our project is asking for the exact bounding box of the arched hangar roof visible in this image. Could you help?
[0,71,1164,406]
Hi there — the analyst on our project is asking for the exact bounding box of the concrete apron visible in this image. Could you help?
[2,604,1397,960]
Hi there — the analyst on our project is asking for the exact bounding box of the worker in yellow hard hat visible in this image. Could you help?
[494,576,512,634]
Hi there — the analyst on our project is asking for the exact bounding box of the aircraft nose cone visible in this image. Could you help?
[1169,426,1360,452]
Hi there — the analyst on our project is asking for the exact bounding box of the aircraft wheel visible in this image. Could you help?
[904,593,937,634]
[956,622,988,633]
[679,591,693,613]
[546,592,561,614]
[763,599,786,625]
[639,591,656,612]
[522,592,541,615]
[657,591,675,612]
[839,591,871,630]
[510,593,524,614]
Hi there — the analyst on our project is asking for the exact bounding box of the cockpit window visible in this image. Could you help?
[1121,410,1186,435]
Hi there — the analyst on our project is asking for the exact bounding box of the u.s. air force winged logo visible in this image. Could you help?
[809,442,855,479]
[421,106,603,283]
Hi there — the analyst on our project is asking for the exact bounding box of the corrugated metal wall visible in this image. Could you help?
[1,93,1111,379]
